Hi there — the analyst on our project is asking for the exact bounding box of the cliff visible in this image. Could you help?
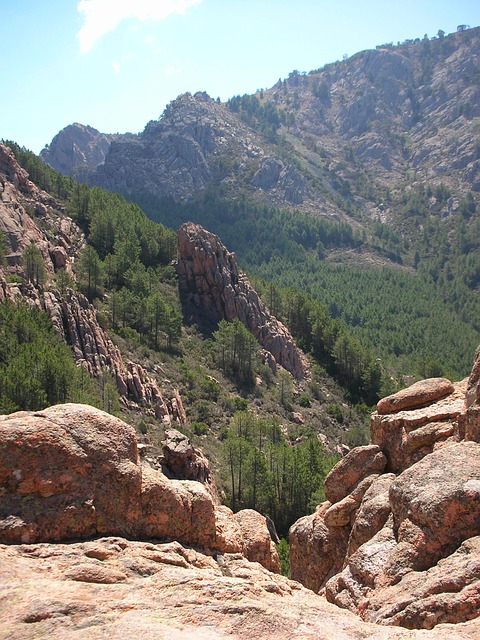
[0,142,181,419]
[176,221,309,380]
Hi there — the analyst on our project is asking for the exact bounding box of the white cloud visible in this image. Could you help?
[77,0,201,53]
[112,61,121,74]
[165,63,184,76]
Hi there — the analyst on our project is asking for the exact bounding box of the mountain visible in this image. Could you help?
[40,123,133,179]
[42,28,480,222]
[38,27,480,382]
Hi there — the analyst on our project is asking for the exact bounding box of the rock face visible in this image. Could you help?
[290,371,480,630]
[40,123,130,177]
[176,221,308,379]
[0,143,184,417]
[0,143,80,277]
[44,29,480,230]
[161,428,220,503]
[0,403,279,573]
[43,287,171,412]
[5,537,480,640]
[91,92,260,202]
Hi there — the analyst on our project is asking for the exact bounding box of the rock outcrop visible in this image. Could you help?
[0,143,81,277]
[290,371,480,630]
[176,221,308,379]
[161,427,219,503]
[40,123,130,177]
[0,143,183,416]
[5,536,480,640]
[0,403,279,573]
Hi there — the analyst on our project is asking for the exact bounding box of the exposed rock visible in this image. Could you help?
[40,123,130,177]
[233,509,281,574]
[389,441,480,570]
[363,536,480,629]
[289,501,350,591]
[252,155,310,204]
[176,221,309,380]
[371,378,467,472]
[0,146,181,415]
[346,473,395,558]
[466,344,480,408]
[161,428,220,503]
[377,377,455,414]
[41,30,480,240]
[5,537,479,640]
[89,93,261,203]
[138,463,218,548]
[0,404,279,573]
[290,352,480,630]
[0,403,141,543]
[43,287,175,412]
[324,444,387,504]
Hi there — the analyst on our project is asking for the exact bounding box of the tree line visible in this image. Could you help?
[221,410,338,536]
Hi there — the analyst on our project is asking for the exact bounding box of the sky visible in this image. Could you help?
[2,0,480,154]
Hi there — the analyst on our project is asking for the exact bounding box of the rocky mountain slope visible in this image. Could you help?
[0,142,183,418]
[42,27,480,227]
[1,370,480,637]
[289,359,480,630]
[176,221,309,379]
[40,123,132,179]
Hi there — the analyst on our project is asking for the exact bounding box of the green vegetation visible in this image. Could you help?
[227,94,288,142]
[22,241,47,287]
[221,410,338,535]
[134,188,479,383]
[213,319,260,389]
[0,300,101,413]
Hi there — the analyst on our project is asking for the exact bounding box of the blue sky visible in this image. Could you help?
[2,0,479,154]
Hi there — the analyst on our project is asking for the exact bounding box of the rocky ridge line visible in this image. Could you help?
[0,143,181,419]
[176,221,309,380]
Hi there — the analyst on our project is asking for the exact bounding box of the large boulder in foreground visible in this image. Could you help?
[0,404,142,543]
[4,536,480,640]
[0,404,279,573]
[290,364,480,630]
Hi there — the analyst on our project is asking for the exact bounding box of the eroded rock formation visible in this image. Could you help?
[0,403,279,573]
[176,221,308,379]
[6,536,480,640]
[0,143,183,417]
[161,427,220,503]
[289,368,480,630]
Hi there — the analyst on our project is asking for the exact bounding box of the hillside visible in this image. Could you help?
[39,26,480,381]
[41,28,480,218]
[2,141,378,536]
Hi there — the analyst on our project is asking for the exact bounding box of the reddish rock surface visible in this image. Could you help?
[289,501,350,591]
[234,509,281,573]
[324,444,387,504]
[377,377,455,414]
[371,378,467,473]
[290,358,480,631]
[0,404,279,572]
[5,537,479,640]
[176,222,308,380]
[161,428,220,502]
